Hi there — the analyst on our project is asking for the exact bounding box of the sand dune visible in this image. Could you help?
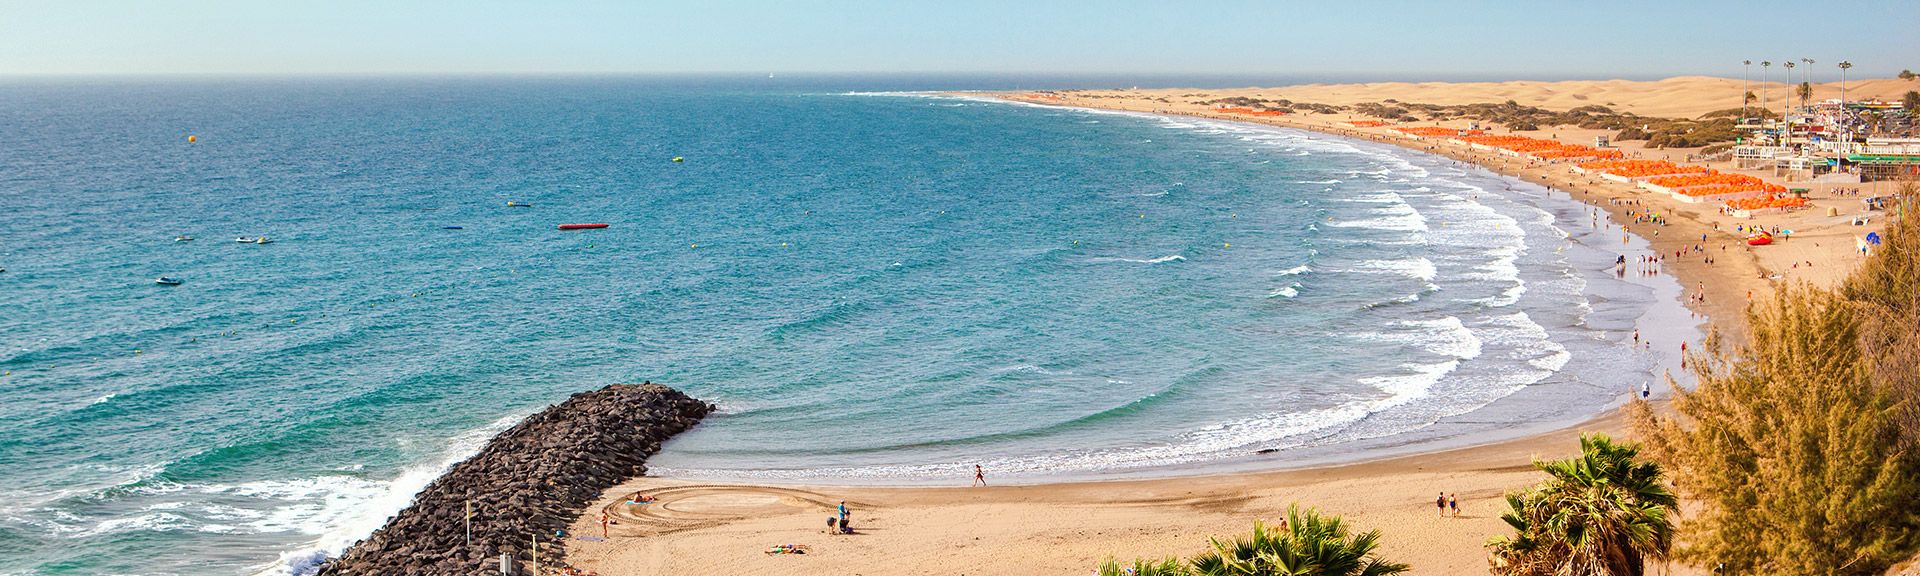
[1088,76,1920,118]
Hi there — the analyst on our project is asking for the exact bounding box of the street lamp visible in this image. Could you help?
[1783,60,1795,115]
[1743,60,1753,120]
[1839,61,1853,153]
[1761,61,1772,116]
[1802,58,1816,103]
[1838,61,1852,105]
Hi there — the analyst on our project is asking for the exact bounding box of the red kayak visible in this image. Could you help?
[557,223,609,230]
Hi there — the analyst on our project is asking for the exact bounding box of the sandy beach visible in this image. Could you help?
[566,77,1894,576]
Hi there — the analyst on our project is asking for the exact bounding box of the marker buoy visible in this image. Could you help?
[672,157,684,163]
[187,135,197,143]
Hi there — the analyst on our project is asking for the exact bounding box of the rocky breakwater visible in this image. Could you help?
[316,383,714,575]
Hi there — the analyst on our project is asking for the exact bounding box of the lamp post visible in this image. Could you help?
[1743,60,1753,120]
[1839,61,1853,154]
[1783,60,1796,151]
[1761,61,1772,119]
[1802,58,1816,107]
[1783,61,1795,116]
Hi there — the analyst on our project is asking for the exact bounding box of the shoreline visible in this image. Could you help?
[645,101,1700,488]
[563,93,1801,575]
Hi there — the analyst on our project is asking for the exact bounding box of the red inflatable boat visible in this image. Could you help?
[557,223,609,230]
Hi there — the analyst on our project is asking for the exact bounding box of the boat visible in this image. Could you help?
[174,235,195,242]
[443,226,464,230]
[155,277,183,286]
[557,223,609,230]
[507,201,533,207]
[236,237,274,244]
[1747,232,1774,246]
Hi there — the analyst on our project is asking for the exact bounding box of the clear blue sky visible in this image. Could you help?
[2,0,1916,78]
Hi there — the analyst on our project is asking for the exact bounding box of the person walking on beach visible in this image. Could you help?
[599,509,610,538]
[973,464,987,486]
[1436,493,1447,517]
[1449,494,1459,517]
[1642,381,1651,399]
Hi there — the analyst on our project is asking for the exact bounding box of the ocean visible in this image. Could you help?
[0,76,1692,575]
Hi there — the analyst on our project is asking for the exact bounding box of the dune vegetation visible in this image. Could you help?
[1096,506,1409,576]
[1628,183,1920,575]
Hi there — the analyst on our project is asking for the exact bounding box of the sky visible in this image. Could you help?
[2,0,1917,79]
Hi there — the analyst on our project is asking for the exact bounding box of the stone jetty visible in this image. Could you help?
[316,383,714,575]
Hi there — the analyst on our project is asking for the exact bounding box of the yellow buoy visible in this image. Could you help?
[1224,242,1230,248]
[672,157,684,163]
[187,135,198,143]
[690,243,698,248]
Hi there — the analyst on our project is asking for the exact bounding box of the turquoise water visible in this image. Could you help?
[0,78,1683,575]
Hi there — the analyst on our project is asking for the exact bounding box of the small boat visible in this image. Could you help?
[557,223,609,230]
[506,201,533,207]
[155,277,184,286]
[1747,232,1773,246]
[236,237,274,244]
[174,235,195,242]
[443,226,464,230]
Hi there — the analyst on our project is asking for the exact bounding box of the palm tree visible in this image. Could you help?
[1189,506,1409,576]
[1487,434,1677,576]
[1098,557,1190,576]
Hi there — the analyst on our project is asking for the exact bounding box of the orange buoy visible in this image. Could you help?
[187,135,198,143]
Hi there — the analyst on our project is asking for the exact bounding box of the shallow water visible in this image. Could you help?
[0,78,1693,575]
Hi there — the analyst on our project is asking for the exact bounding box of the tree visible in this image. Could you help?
[1097,557,1189,576]
[1191,508,1408,576]
[1744,91,1757,105]
[1487,434,1676,576]
[1797,82,1813,103]
[1904,91,1920,111]
[1098,507,1410,576]
[1901,69,1917,80]
[1629,276,1920,574]
[1843,186,1920,444]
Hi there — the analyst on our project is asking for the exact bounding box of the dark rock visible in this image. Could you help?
[314,384,713,575]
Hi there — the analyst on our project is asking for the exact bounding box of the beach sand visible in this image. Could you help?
[565,77,1894,575]
[568,415,1671,576]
